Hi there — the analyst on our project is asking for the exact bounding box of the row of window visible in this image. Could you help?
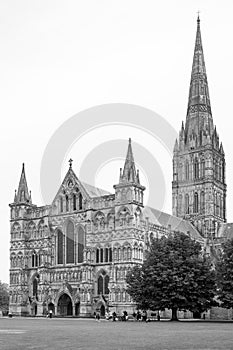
[96,248,112,263]
[60,193,83,213]
[178,192,224,217]
[178,160,224,182]
[95,246,143,263]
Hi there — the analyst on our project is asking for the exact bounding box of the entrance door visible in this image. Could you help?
[31,303,37,316]
[57,294,73,316]
[75,302,80,316]
[100,304,105,317]
[48,302,55,313]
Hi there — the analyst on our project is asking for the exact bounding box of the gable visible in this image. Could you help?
[52,168,91,205]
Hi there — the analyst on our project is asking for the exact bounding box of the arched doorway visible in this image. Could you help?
[31,303,37,316]
[100,304,105,317]
[57,294,73,316]
[48,302,55,313]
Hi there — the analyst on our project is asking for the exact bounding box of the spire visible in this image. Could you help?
[14,163,31,204]
[120,138,139,184]
[184,14,214,147]
[187,15,211,116]
[173,138,179,153]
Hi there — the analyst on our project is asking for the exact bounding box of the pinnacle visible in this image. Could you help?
[120,138,139,185]
[15,163,31,204]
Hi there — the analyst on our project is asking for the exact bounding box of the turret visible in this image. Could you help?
[10,163,33,220]
[114,138,145,206]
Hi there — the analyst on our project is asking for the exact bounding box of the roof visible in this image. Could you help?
[218,223,233,240]
[81,181,112,198]
[144,206,204,242]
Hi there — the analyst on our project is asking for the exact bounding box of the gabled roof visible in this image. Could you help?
[144,206,204,242]
[81,181,112,198]
[52,163,112,204]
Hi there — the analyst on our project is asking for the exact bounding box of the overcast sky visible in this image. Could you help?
[1,0,233,283]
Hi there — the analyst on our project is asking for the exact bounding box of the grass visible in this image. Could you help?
[0,318,232,350]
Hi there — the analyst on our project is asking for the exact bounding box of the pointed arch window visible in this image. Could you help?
[97,275,103,295]
[66,221,74,264]
[100,248,104,263]
[73,194,77,211]
[78,226,85,263]
[201,159,205,178]
[66,195,69,212]
[60,197,63,213]
[178,194,183,215]
[96,248,99,263]
[194,192,199,213]
[57,230,64,264]
[105,248,109,262]
[201,191,205,213]
[185,161,189,180]
[97,271,109,295]
[104,275,109,294]
[79,193,83,210]
[220,196,223,218]
[194,159,199,179]
[185,194,189,214]
[216,194,220,217]
[33,278,38,299]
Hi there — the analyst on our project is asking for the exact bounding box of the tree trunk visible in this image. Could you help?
[171,307,178,321]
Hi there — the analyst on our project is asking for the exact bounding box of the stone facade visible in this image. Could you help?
[9,139,203,317]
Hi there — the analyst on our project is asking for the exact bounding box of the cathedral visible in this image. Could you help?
[8,17,230,318]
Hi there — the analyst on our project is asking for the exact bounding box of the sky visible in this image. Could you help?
[1,0,233,283]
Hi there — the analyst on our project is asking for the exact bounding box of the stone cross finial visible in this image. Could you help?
[69,159,73,168]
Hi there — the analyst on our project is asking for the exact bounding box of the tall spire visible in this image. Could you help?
[120,138,140,184]
[184,15,214,145]
[14,163,31,204]
[187,15,211,116]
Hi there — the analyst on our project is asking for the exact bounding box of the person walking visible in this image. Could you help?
[96,311,100,322]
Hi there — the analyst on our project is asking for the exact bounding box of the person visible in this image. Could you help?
[124,310,128,321]
[136,310,141,321]
[157,313,160,321]
[96,311,100,322]
[142,310,147,322]
[112,311,117,322]
[133,311,136,320]
[49,309,52,318]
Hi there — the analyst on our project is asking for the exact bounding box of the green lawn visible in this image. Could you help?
[0,318,232,350]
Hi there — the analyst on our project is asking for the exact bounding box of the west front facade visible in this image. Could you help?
[9,139,202,317]
[9,17,231,318]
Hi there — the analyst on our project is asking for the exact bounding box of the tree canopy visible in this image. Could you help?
[216,238,233,309]
[126,232,217,320]
[0,281,9,314]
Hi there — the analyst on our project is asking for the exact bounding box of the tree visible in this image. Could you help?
[0,281,9,315]
[216,238,233,308]
[126,232,217,320]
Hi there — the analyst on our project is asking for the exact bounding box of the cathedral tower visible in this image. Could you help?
[172,16,227,238]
